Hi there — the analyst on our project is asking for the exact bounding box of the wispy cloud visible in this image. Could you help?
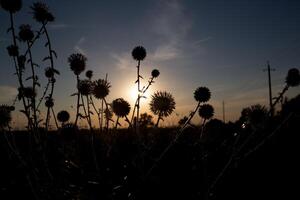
[111,0,209,69]
[74,36,87,55]
[111,52,136,70]
[0,86,17,104]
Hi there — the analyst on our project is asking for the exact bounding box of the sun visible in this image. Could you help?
[127,84,153,103]
[128,85,139,101]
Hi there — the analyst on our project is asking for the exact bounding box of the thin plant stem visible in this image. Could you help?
[27,41,38,129]
[74,75,80,126]
[36,80,50,110]
[180,102,201,132]
[43,23,56,131]
[9,12,33,130]
[51,107,59,129]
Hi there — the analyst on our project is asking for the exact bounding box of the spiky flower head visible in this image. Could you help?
[45,67,54,78]
[68,53,87,75]
[18,24,34,42]
[92,79,111,99]
[0,105,14,127]
[0,0,22,13]
[111,98,131,118]
[45,97,54,108]
[194,87,211,102]
[31,2,54,23]
[132,46,146,61]
[7,45,18,57]
[85,70,93,79]
[286,68,300,87]
[57,110,70,123]
[18,87,36,100]
[151,69,160,78]
[77,79,92,96]
[150,91,176,117]
[198,104,214,120]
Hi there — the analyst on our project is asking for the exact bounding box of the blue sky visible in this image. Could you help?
[1,0,300,128]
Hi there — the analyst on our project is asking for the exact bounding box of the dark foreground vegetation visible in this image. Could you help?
[1,94,299,199]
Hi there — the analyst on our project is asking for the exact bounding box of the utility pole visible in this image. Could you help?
[263,61,275,116]
[222,100,225,123]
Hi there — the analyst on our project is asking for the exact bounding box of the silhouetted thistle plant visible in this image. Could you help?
[57,110,70,126]
[18,24,40,128]
[0,0,22,13]
[31,2,58,130]
[132,46,147,131]
[111,98,131,128]
[130,69,160,124]
[68,53,87,126]
[180,86,211,131]
[31,2,54,24]
[271,68,300,111]
[150,91,176,127]
[1,0,35,130]
[86,70,93,80]
[91,78,111,130]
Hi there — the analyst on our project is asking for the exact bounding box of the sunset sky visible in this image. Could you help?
[1,0,300,128]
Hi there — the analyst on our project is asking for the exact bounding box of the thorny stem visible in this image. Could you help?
[24,25,45,57]
[136,60,141,132]
[80,94,91,129]
[51,107,59,129]
[155,113,162,127]
[90,96,101,129]
[115,117,120,129]
[27,41,38,129]
[36,80,50,109]
[9,12,33,131]
[74,75,80,126]
[43,23,56,131]
[131,76,155,124]
[180,102,201,132]
[271,85,289,112]
[86,95,93,129]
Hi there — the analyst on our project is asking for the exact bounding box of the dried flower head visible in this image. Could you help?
[18,24,34,42]
[0,0,22,13]
[68,53,87,75]
[85,70,93,79]
[194,87,211,102]
[132,46,146,61]
[111,98,131,117]
[151,69,160,78]
[286,68,300,87]
[198,104,214,120]
[7,45,19,57]
[0,105,14,127]
[31,2,54,23]
[92,79,111,99]
[45,67,54,78]
[18,87,36,99]
[150,91,176,117]
[77,79,92,96]
[57,110,70,123]
[45,97,54,108]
